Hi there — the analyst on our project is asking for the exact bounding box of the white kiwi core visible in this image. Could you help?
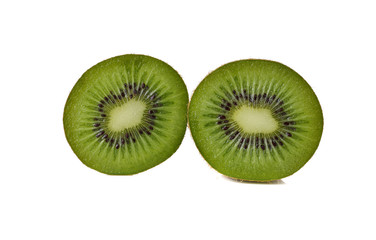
[108,99,146,132]
[232,105,279,134]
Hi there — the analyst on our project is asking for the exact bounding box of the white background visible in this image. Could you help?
[1,1,375,239]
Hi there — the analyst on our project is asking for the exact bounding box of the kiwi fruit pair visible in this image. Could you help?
[63,54,323,181]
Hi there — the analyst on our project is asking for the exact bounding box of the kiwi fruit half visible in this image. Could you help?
[188,59,323,181]
[63,54,188,175]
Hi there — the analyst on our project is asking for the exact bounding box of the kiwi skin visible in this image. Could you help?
[188,59,323,182]
[63,54,189,175]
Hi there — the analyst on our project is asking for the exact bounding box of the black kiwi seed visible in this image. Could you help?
[96,131,104,138]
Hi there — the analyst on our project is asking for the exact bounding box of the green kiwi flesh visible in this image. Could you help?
[188,59,323,181]
[63,54,188,175]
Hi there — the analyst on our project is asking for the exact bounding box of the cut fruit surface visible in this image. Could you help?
[63,54,188,175]
[108,99,146,131]
[188,59,323,181]
[232,106,278,134]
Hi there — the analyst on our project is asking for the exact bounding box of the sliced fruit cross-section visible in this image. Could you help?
[188,59,323,181]
[64,54,189,175]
